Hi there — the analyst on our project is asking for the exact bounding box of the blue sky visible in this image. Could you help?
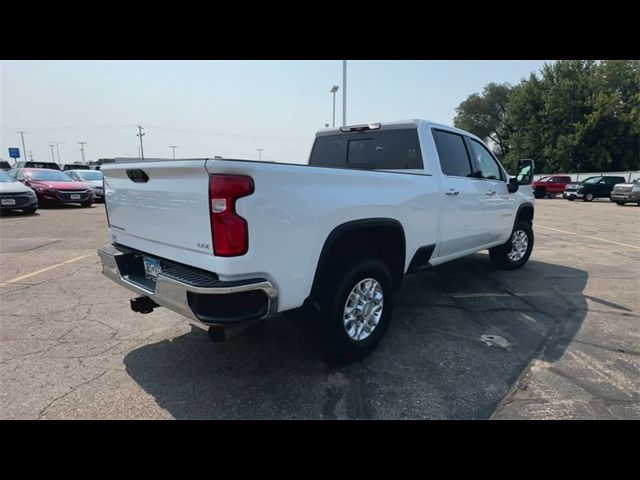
[1,60,549,164]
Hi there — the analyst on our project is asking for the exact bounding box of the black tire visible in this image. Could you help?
[546,193,557,199]
[567,197,574,201]
[584,192,594,202]
[616,201,626,206]
[80,201,93,208]
[489,221,534,270]
[22,207,37,215]
[313,259,394,365]
[534,187,546,199]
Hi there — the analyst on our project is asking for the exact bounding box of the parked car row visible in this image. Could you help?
[533,174,639,206]
[0,168,104,215]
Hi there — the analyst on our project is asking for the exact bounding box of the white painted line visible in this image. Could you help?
[537,225,640,250]
[1,253,95,285]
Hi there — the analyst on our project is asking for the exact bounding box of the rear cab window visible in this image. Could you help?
[309,128,424,171]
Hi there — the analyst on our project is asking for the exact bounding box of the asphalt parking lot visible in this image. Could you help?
[1,198,639,419]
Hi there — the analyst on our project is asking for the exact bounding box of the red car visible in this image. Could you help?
[8,168,94,207]
[532,175,572,199]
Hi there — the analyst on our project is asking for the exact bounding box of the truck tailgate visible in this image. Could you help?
[102,160,215,271]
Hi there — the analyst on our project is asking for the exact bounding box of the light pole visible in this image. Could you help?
[256,148,264,161]
[342,60,347,127]
[78,142,87,164]
[18,131,27,163]
[169,145,178,159]
[137,125,145,160]
[330,85,339,128]
[50,141,65,164]
[48,143,56,162]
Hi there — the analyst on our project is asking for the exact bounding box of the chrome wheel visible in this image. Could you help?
[508,230,529,262]
[585,193,594,201]
[343,278,383,342]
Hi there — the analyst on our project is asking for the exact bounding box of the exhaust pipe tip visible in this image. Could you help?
[130,296,159,314]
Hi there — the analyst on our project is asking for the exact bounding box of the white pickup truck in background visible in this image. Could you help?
[98,120,535,363]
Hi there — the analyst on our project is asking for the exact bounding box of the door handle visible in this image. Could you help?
[446,189,459,196]
[486,189,496,196]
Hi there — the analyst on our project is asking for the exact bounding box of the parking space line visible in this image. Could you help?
[536,225,640,250]
[1,253,95,285]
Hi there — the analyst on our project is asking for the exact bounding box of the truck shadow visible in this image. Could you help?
[123,254,588,419]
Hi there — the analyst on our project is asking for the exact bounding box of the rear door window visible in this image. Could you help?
[432,129,473,177]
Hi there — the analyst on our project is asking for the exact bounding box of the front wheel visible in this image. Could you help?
[315,259,394,365]
[616,201,626,206]
[23,207,37,215]
[80,201,93,208]
[489,221,534,270]
[584,192,594,202]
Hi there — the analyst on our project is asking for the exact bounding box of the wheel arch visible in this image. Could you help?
[515,202,534,226]
[310,218,407,297]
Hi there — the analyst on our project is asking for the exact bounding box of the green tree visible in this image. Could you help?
[453,82,514,158]
[456,60,640,174]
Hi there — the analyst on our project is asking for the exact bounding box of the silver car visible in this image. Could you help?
[611,178,640,206]
[66,169,104,202]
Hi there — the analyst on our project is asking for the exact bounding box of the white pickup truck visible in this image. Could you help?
[98,120,535,363]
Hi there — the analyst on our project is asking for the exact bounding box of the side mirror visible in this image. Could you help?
[516,159,534,185]
[507,177,519,193]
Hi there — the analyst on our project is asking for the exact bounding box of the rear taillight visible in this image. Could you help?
[209,174,254,256]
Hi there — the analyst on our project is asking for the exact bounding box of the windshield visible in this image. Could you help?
[29,170,74,182]
[0,171,16,182]
[583,177,602,184]
[78,171,103,181]
[538,176,550,182]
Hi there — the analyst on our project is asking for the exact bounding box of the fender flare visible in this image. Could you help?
[309,218,406,295]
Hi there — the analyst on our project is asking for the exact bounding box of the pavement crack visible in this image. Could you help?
[37,370,108,419]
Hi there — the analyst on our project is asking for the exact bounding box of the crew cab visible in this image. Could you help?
[98,120,535,363]
[532,175,572,199]
[563,176,626,202]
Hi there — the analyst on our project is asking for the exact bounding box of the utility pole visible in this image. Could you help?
[78,142,87,164]
[256,148,264,161]
[18,131,27,163]
[137,125,145,160]
[49,143,56,162]
[342,60,347,127]
[137,146,141,158]
[169,145,178,159]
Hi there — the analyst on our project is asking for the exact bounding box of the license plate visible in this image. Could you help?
[1,199,16,206]
[143,257,162,280]
[70,194,81,200]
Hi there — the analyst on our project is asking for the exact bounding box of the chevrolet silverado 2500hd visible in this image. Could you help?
[98,120,535,363]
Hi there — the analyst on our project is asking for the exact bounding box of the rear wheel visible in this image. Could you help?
[534,187,546,199]
[313,259,394,365]
[567,197,574,201]
[546,193,557,199]
[489,221,534,270]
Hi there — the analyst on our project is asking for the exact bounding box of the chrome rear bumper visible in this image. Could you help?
[97,244,278,325]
